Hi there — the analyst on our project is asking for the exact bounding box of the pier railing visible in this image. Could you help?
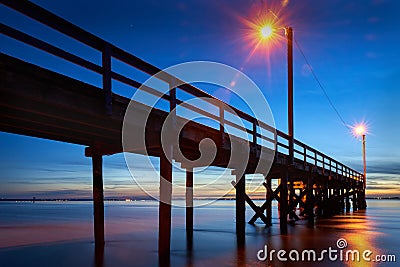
[0,0,364,183]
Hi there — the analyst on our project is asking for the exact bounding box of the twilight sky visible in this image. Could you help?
[1,0,399,198]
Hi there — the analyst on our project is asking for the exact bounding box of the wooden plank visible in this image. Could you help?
[1,24,102,73]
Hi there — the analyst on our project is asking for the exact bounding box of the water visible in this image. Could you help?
[0,200,398,266]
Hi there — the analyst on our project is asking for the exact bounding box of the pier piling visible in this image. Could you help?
[186,168,193,251]
[235,174,246,247]
[159,151,173,264]
[92,153,105,246]
[280,172,288,234]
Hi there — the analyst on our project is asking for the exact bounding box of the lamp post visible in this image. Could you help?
[286,26,294,164]
[361,133,367,208]
[354,124,367,209]
[259,24,294,163]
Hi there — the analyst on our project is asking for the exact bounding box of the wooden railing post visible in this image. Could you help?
[219,103,224,133]
[219,103,225,146]
[252,119,257,145]
[314,151,317,166]
[289,138,294,165]
[102,43,112,115]
[169,84,177,112]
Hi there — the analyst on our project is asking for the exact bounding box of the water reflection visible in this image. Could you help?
[236,246,246,267]
[328,210,381,267]
[186,235,193,267]
[1,200,398,267]
[93,244,104,267]
[229,208,383,266]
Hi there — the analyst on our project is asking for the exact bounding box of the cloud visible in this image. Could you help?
[348,160,400,175]
[368,163,400,175]
[12,189,92,199]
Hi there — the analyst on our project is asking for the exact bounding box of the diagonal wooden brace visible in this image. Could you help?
[231,181,269,225]
[248,182,282,224]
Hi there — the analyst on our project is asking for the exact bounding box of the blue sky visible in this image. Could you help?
[1,0,399,198]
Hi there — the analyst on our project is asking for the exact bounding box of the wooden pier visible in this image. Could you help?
[0,0,366,265]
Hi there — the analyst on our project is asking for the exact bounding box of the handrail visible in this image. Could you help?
[0,0,364,182]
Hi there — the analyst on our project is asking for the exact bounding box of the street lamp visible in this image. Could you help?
[353,124,367,208]
[251,10,294,233]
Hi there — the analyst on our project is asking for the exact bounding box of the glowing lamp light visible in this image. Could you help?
[260,24,273,39]
[354,124,366,136]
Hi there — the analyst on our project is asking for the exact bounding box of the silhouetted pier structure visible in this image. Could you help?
[1,0,366,264]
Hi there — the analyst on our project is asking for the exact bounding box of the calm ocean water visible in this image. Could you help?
[0,200,399,266]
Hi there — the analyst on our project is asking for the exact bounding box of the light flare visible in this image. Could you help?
[227,1,293,86]
[260,24,273,39]
[351,121,370,138]
[354,125,366,136]
[235,1,292,73]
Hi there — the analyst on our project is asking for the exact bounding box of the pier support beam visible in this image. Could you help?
[334,187,339,214]
[280,172,288,234]
[236,174,246,247]
[92,153,105,246]
[289,179,295,220]
[266,178,272,226]
[340,187,345,212]
[323,181,329,216]
[345,186,350,212]
[306,174,314,224]
[159,152,173,263]
[353,189,358,211]
[186,168,193,251]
